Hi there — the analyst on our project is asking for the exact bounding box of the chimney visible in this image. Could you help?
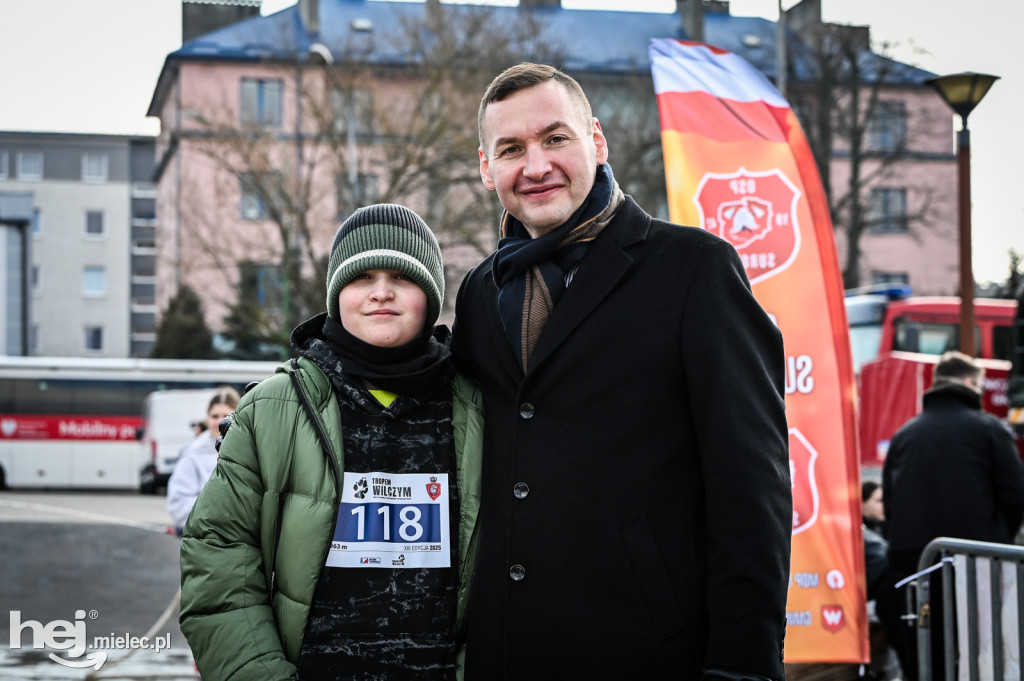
[426,0,443,31]
[519,0,562,8]
[784,0,821,37]
[299,0,320,37]
[784,0,868,52]
[181,0,261,44]
[675,0,704,42]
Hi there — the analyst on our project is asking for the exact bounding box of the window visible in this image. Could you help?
[131,281,156,306]
[238,261,283,312]
[82,154,109,183]
[83,266,106,297]
[893,318,978,357]
[240,78,283,127]
[0,151,8,180]
[31,265,40,293]
[241,174,268,220]
[85,211,105,236]
[17,152,43,180]
[240,173,283,220]
[254,264,282,309]
[994,324,1013,362]
[336,172,379,217]
[330,87,374,137]
[29,325,40,354]
[867,101,906,152]
[871,271,909,286]
[241,188,267,220]
[132,253,156,278]
[868,188,908,233]
[84,326,104,352]
[31,208,41,238]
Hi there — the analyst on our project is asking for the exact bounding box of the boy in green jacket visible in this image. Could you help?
[179,204,484,681]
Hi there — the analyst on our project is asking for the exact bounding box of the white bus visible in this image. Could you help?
[0,356,278,490]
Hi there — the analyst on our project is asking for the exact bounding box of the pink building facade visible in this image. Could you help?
[831,88,959,295]
[151,60,339,330]
[147,0,959,347]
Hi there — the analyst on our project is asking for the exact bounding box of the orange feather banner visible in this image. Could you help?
[650,37,867,663]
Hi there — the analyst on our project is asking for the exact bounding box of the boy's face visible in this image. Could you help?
[338,269,427,348]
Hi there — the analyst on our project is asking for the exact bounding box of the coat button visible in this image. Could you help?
[513,482,530,499]
[509,564,526,581]
[519,403,535,419]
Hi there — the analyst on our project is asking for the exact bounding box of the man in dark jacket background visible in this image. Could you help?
[883,350,1024,680]
[453,63,792,681]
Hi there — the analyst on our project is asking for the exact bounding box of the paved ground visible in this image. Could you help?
[1,491,198,680]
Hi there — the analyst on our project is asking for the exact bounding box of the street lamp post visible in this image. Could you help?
[924,72,999,358]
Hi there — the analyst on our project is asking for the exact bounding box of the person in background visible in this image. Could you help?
[453,62,791,680]
[166,387,240,534]
[884,350,1024,681]
[860,480,907,680]
[862,480,887,537]
[179,204,484,681]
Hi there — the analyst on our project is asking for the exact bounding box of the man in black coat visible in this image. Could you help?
[453,62,792,681]
[883,350,1024,680]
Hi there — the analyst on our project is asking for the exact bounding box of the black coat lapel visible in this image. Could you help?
[527,198,649,373]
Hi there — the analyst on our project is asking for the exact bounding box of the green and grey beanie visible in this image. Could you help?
[325,204,444,326]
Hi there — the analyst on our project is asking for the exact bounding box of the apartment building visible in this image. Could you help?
[0,132,157,357]
[144,0,957,341]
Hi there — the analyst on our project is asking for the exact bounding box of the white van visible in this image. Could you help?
[138,388,222,494]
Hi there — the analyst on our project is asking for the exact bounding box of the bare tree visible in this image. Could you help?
[998,248,1023,299]
[168,3,578,356]
[580,71,668,219]
[786,21,944,289]
[163,2,683,358]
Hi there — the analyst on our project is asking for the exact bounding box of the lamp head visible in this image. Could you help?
[925,72,999,123]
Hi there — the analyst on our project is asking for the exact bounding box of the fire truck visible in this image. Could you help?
[845,285,1021,473]
[1009,285,1024,439]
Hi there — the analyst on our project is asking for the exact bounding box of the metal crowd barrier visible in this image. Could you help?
[915,537,1024,681]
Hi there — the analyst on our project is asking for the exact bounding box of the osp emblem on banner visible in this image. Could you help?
[789,428,819,535]
[693,167,801,284]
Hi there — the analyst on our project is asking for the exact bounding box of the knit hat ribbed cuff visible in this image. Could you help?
[325,204,444,327]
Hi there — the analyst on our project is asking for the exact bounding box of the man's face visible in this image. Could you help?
[479,80,608,238]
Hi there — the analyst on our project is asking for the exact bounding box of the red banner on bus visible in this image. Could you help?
[650,38,866,663]
[0,415,142,441]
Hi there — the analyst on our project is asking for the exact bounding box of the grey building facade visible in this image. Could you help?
[0,132,157,358]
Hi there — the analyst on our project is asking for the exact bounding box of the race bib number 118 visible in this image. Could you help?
[326,471,450,569]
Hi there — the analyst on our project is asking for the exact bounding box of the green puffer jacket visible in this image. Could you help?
[179,357,484,681]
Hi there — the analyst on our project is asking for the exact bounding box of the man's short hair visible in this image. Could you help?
[934,350,983,384]
[477,62,593,152]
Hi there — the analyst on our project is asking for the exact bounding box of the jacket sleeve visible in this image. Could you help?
[178,397,296,681]
[681,237,791,680]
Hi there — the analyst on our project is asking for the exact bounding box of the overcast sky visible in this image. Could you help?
[1,0,1020,283]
